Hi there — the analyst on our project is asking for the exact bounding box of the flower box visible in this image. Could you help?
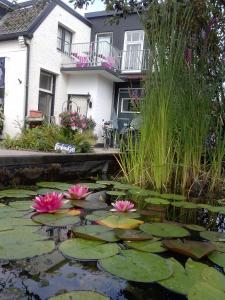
[29,110,43,118]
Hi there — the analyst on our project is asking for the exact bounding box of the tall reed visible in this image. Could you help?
[118,2,224,196]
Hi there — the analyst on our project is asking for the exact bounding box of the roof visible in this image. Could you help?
[85,10,137,19]
[0,0,91,41]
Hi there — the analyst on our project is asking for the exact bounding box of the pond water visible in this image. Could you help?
[0,181,224,300]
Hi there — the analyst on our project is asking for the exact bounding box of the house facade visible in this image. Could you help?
[0,0,149,141]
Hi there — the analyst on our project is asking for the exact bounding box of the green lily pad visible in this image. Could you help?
[140,222,189,238]
[208,206,225,214]
[126,239,166,253]
[72,225,118,242]
[208,251,225,270]
[145,198,170,206]
[9,201,33,211]
[86,211,140,222]
[197,204,212,209]
[217,199,225,206]
[171,201,190,208]
[100,249,173,282]
[96,180,118,186]
[182,202,197,209]
[128,189,156,197]
[159,258,191,295]
[212,242,225,253]
[36,188,64,195]
[79,183,106,190]
[160,194,186,201]
[200,231,225,242]
[106,191,126,197]
[59,238,120,260]
[184,224,205,232]
[185,258,225,294]
[36,182,71,190]
[113,183,139,190]
[0,189,37,198]
[114,229,152,241]
[32,213,80,227]
[97,215,143,229]
[48,291,110,300]
[188,283,225,300]
[0,227,55,260]
[71,200,108,210]
[164,239,215,259]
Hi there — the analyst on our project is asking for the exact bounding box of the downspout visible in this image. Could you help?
[24,38,30,125]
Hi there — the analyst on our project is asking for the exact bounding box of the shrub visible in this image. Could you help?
[2,125,96,153]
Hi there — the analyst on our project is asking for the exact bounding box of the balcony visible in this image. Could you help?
[61,41,150,75]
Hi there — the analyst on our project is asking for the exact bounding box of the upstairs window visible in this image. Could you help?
[57,25,72,55]
[95,32,113,58]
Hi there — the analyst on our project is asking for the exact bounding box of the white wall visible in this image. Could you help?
[0,40,27,136]
[28,4,91,122]
[67,74,114,141]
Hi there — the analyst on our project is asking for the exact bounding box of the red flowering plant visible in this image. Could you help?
[59,111,96,131]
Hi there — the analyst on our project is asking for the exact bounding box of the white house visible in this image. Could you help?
[0,0,149,141]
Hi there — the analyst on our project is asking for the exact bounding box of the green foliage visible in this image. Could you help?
[2,125,96,153]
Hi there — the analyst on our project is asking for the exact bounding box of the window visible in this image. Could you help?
[121,98,140,113]
[122,30,144,72]
[38,71,55,122]
[57,25,72,55]
[95,32,113,58]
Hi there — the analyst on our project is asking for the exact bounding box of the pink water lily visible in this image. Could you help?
[32,192,64,213]
[111,200,136,212]
[65,184,91,200]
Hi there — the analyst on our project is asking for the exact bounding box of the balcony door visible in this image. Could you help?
[95,33,113,62]
[122,30,144,72]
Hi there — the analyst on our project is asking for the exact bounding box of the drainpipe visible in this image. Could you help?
[24,38,30,123]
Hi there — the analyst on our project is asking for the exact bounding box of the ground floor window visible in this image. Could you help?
[38,71,55,122]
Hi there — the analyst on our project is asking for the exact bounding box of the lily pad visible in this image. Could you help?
[197,204,212,209]
[113,183,139,190]
[160,194,186,201]
[79,183,106,190]
[145,198,170,206]
[96,180,118,186]
[200,231,225,242]
[171,201,189,208]
[0,189,37,198]
[106,191,126,197]
[9,201,33,211]
[114,229,152,241]
[99,249,173,282]
[0,227,55,260]
[128,189,156,197]
[86,211,140,222]
[59,238,120,260]
[140,222,189,238]
[36,182,71,190]
[184,224,205,232]
[48,291,109,300]
[72,225,118,242]
[188,282,225,300]
[97,215,143,229]
[32,213,80,227]
[212,242,225,253]
[164,239,215,259]
[36,188,64,195]
[217,199,225,206]
[159,258,191,295]
[208,251,225,270]
[71,200,108,210]
[182,202,197,209]
[126,239,166,253]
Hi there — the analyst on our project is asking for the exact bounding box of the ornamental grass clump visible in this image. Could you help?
[118,2,225,197]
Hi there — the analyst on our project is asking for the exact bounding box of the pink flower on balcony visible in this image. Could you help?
[32,192,64,213]
[65,184,91,200]
[110,200,136,212]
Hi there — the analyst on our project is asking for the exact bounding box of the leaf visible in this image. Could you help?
[200,231,225,242]
[59,238,120,260]
[140,222,189,238]
[96,180,118,186]
[97,215,143,229]
[0,189,37,198]
[9,201,33,211]
[106,191,126,197]
[99,249,173,282]
[36,188,65,195]
[126,239,166,253]
[184,224,205,232]
[160,194,186,201]
[159,258,191,295]
[114,229,152,241]
[0,227,55,260]
[71,200,108,210]
[208,251,225,270]
[32,213,80,227]
[36,182,71,190]
[86,211,140,222]
[164,239,215,259]
[171,201,190,208]
[197,204,212,209]
[188,283,225,300]
[113,183,139,190]
[48,291,110,300]
[145,198,170,206]
[79,183,106,190]
[212,242,225,253]
[128,189,158,197]
[72,225,118,242]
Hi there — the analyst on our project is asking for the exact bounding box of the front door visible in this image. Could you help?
[68,95,88,116]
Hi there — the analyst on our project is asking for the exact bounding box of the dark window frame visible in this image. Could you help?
[57,25,73,54]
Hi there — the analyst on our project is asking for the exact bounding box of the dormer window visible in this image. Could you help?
[57,25,72,55]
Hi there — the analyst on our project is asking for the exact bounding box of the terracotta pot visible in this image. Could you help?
[29,110,43,118]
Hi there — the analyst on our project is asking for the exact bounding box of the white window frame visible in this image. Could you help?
[122,30,144,73]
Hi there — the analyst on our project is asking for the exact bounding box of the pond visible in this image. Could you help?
[0,180,224,300]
